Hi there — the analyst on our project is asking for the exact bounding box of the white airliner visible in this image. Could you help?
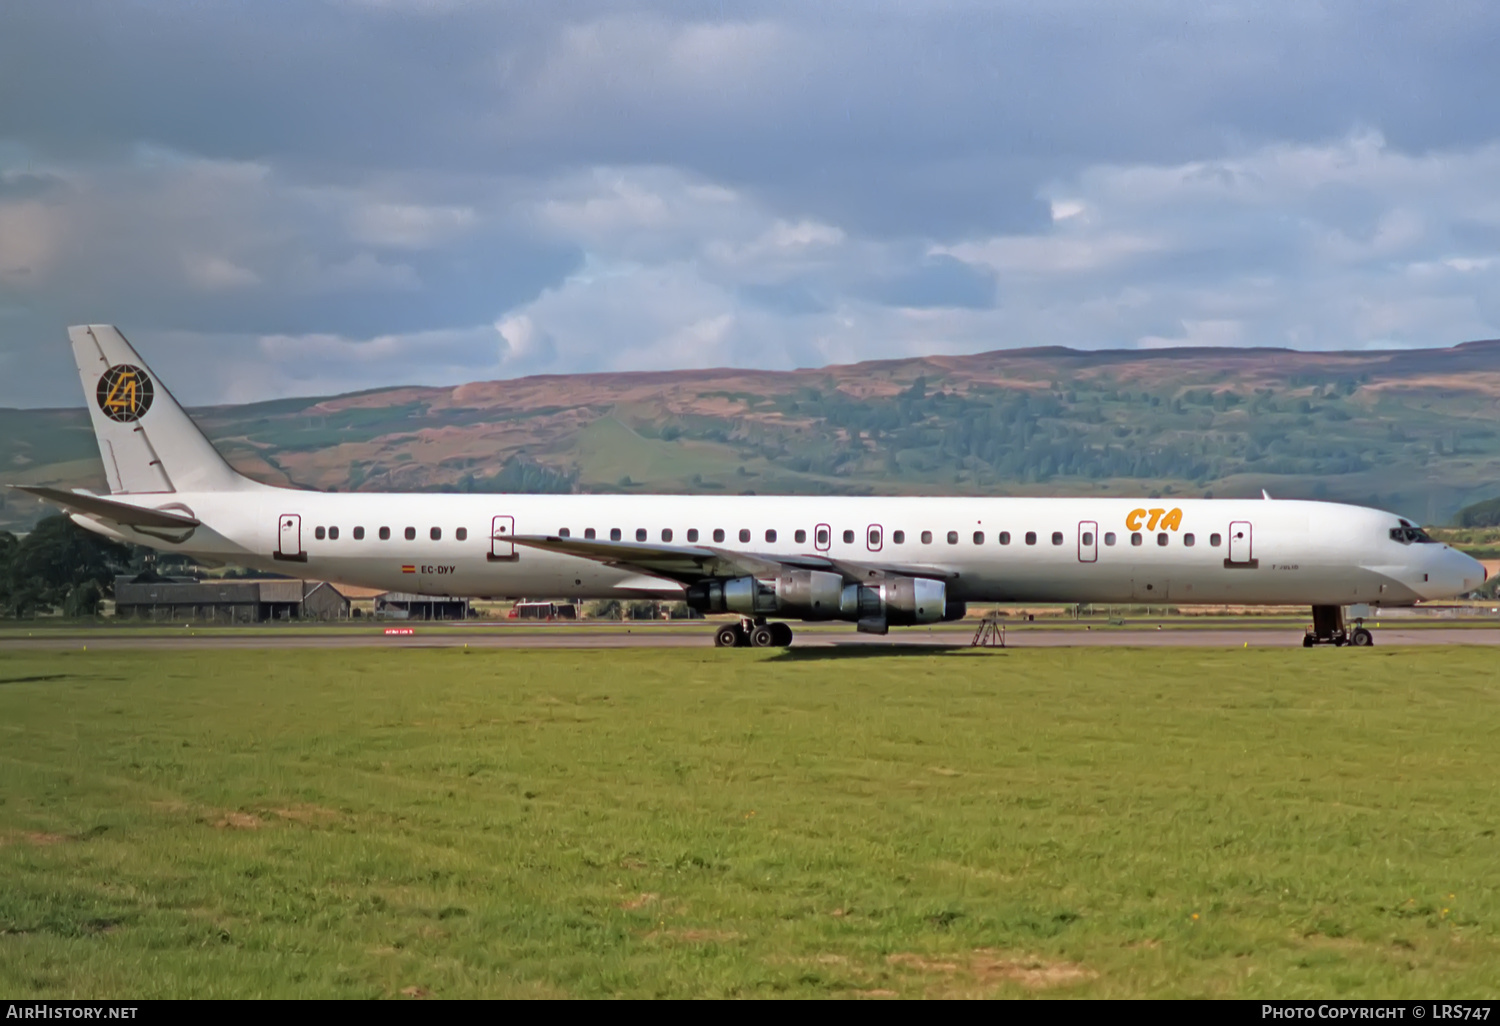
[16,325,1487,648]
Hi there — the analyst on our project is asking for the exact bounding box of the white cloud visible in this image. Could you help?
[1138,319,1246,349]
[937,232,1163,276]
[708,218,846,266]
[348,202,477,249]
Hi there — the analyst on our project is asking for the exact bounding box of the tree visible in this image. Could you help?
[1,515,132,618]
[1454,496,1500,528]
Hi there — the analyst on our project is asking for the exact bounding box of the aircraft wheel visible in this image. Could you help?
[770,622,794,647]
[714,624,741,648]
[1302,634,1315,648]
[1350,627,1374,647]
[749,625,777,648]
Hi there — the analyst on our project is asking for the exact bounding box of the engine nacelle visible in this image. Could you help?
[686,570,844,619]
[839,576,949,631]
[775,570,844,618]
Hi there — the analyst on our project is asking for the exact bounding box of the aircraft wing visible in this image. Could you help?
[510,534,957,585]
[11,486,201,529]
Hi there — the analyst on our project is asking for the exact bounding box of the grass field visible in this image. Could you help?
[1,646,1497,998]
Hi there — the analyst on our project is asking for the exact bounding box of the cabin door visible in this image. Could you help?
[1228,521,1254,565]
[814,523,832,552]
[489,515,518,562]
[275,513,305,562]
[1077,521,1098,563]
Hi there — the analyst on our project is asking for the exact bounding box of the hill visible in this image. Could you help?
[6,341,1500,532]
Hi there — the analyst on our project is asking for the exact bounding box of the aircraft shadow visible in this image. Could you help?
[769,644,987,661]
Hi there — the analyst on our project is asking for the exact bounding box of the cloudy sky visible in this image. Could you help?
[2,1,1499,406]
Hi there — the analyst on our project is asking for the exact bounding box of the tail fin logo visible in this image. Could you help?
[96,364,155,422]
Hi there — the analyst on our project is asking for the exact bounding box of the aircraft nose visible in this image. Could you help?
[1457,550,1487,592]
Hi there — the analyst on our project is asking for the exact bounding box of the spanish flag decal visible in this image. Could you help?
[401,565,416,574]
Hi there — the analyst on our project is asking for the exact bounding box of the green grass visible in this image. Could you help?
[1,647,1498,998]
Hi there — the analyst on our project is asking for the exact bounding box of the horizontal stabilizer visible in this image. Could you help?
[12,486,201,529]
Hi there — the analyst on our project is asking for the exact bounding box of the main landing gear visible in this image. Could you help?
[1302,605,1374,648]
[713,617,794,648]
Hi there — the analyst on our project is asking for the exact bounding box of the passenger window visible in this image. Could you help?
[946,531,958,545]
[456,527,467,541]
[816,528,828,546]
[636,528,648,542]
[379,526,390,540]
[353,526,365,540]
[559,528,571,538]
[843,530,855,544]
[687,528,699,542]
[740,529,751,543]
[1082,532,1094,546]
[1183,533,1195,547]
[892,530,905,544]
[1051,532,1063,545]
[610,528,622,541]
[868,527,881,547]
[713,529,726,543]
[1210,532,1222,546]
[430,527,441,541]
[585,528,596,540]
[766,529,777,543]
[1157,532,1168,546]
[325,526,338,540]
[794,529,806,544]
[973,531,984,545]
[662,528,673,542]
[405,527,416,541]
[1131,532,1142,546]
[999,531,1010,545]
[921,531,933,544]
[1025,532,1037,545]
[1104,532,1116,546]
[315,526,326,540]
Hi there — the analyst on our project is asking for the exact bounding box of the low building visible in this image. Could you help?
[301,581,351,620]
[375,591,471,621]
[113,575,347,622]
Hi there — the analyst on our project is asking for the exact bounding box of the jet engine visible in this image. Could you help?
[838,576,962,634]
[687,571,962,633]
[686,570,844,620]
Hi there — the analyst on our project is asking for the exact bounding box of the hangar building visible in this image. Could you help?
[113,575,353,622]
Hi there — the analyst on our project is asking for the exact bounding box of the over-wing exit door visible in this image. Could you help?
[489,515,518,562]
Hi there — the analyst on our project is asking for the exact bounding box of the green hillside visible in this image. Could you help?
[6,341,1500,532]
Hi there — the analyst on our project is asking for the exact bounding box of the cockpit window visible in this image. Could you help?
[1390,526,1436,544]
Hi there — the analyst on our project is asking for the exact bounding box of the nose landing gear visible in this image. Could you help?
[1303,605,1374,647]
[712,617,795,648]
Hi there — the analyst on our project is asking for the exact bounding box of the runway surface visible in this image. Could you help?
[5,624,1500,650]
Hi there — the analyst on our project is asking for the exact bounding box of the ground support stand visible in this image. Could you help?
[971,615,1006,648]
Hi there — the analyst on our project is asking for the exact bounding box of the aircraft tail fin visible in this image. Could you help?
[68,324,256,494]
